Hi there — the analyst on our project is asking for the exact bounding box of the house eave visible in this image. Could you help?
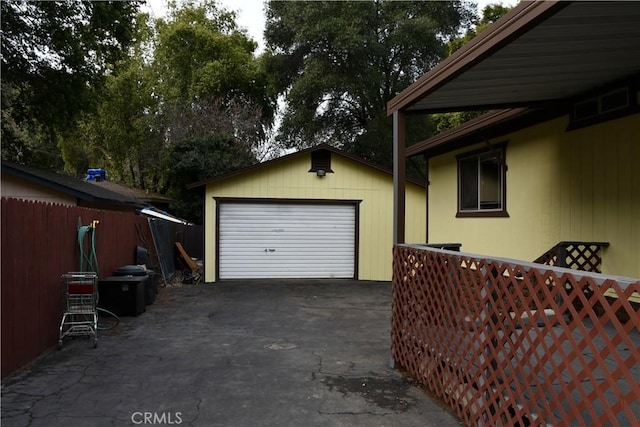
[387,1,640,115]
[406,106,567,159]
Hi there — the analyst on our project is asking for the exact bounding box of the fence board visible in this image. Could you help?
[1,198,154,379]
[1,199,16,377]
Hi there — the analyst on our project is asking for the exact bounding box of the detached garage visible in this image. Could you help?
[188,144,426,282]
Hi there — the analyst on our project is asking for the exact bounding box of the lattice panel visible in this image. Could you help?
[565,244,604,272]
[533,242,608,273]
[392,245,640,426]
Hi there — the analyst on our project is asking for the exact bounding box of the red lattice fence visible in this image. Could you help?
[392,244,640,426]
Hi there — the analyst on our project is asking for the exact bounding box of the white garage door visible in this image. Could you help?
[218,202,356,279]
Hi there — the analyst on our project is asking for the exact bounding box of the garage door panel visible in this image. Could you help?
[219,246,354,252]
[219,251,355,260]
[218,202,356,279]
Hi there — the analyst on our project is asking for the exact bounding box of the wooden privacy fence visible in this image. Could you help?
[392,244,640,426]
[1,197,154,379]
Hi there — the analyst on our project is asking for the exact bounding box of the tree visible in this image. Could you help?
[431,3,513,133]
[59,12,165,188]
[1,0,141,169]
[447,3,512,55]
[57,1,272,223]
[166,133,256,223]
[161,96,265,223]
[263,0,476,168]
[154,0,276,124]
[152,0,276,221]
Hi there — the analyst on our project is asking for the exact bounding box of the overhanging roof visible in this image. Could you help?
[388,1,640,114]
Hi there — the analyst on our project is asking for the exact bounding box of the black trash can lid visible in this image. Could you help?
[114,265,147,276]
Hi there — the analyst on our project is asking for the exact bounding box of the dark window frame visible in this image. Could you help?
[456,142,509,218]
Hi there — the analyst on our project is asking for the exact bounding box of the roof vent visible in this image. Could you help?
[572,87,630,123]
[309,150,333,174]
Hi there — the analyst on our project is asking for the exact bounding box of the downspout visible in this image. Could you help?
[393,110,406,245]
[424,154,429,243]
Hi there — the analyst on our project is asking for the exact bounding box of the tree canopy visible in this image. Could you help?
[263,0,477,168]
[55,0,274,223]
[1,0,141,168]
[447,3,512,55]
[431,3,513,134]
[2,0,512,224]
[155,1,275,118]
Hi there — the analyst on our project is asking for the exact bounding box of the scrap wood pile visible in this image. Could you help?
[175,242,202,285]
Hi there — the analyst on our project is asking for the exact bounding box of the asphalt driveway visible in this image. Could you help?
[2,280,462,426]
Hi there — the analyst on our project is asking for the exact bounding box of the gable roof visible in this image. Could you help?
[187,144,426,189]
[2,161,143,207]
[388,1,640,114]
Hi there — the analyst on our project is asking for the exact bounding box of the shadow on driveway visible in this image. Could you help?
[2,280,463,426]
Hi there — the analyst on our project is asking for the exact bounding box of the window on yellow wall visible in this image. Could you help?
[456,143,508,218]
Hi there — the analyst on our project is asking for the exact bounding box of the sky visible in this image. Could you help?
[144,0,268,51]
[144,0,520,54]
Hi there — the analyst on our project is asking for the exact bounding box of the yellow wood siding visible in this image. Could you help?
[428,113,639,279]
[204,154,426,282]
[559,114,640,278]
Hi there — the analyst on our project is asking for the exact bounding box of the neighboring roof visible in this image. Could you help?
[388,1,640,114]
[2,161,194,225]
[1,161,143,207]
[88,180,172,205]
[187,144,426,189]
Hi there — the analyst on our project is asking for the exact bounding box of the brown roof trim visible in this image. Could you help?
[406,106,566,158]
[407,109,526,157]
[386,1,568,115]
[187,144,426,189]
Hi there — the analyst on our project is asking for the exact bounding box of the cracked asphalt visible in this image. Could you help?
[2,280,463,426]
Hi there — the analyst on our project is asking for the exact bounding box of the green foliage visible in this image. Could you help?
[1,0,141,169]
[435,3,513,133]
[166,134,256,223]
[56,1,272,222]
[263,0,476,166]
[59,12,164,188]
[447,3,512,55]
[429,110,485,135]
[155,0,275,121]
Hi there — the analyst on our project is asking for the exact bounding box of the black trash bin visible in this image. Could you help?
[114,265,155,305]
[98,275,146,316]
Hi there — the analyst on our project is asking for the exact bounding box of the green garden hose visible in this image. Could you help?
[77,218,99,274]
[76,219,119,329]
